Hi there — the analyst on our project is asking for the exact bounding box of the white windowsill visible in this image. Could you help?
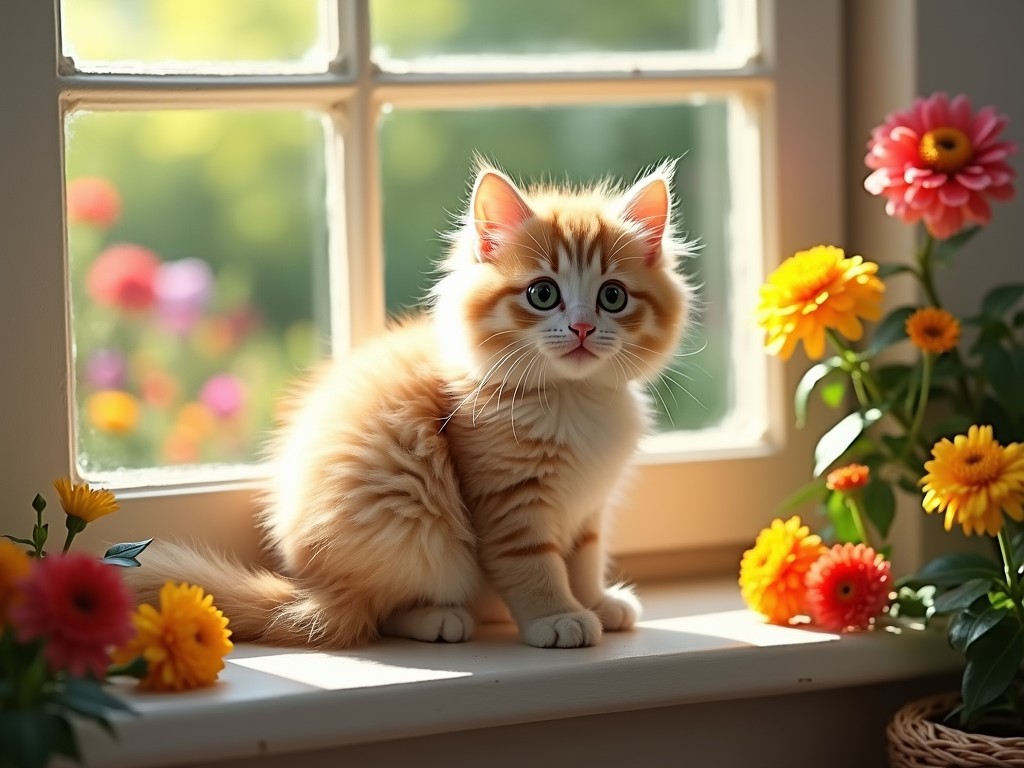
[77,579,961,768]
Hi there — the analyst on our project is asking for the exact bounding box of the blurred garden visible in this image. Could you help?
[63,0,734,477]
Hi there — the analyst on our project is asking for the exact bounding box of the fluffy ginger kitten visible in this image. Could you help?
[131,161,693,649]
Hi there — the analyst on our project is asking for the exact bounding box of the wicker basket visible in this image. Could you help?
[887,692,1024,767]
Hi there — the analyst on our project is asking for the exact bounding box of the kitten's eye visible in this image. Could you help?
[526,279,561,311]
[597,281,628,313]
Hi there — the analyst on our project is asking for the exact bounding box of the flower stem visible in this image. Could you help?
[901,352,934,461]
[998,525,1021,596]
[846,494,873,549]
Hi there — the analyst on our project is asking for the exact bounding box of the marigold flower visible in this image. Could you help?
[906,307,961,354]
[826,464,870,493]
[0,539,31,626]
[11,553,135,678]
[113,582,232,692]
[87,390,141,434]
[67,177,122,228]
[865,92,1017,239]
[921,425,1024,536]
[806,543,892,632]
[739,516,825,624]
[53,478,119,524]
[756,245,884,360]
[86,243,160,311]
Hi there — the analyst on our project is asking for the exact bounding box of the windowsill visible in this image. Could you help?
[78,578,961,768]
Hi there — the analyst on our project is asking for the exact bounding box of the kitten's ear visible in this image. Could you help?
[620,172,672,267]
[472,170,533,262]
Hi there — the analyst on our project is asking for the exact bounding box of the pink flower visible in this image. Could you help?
[86,348,128,390]
[86,244,161,312]
[864,92,1017,239]
[200,373,245,419]
[10,553,135,679]
[155,258,213,334]
[67,177,122,229]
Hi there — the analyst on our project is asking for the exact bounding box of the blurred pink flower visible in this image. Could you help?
[199,374,244,419]
[86,244,160,311]
[11,553,134,678]
[156,258,213,335]
[67,177,122,229]
[86,348,127,390]
[864,92,1017,239]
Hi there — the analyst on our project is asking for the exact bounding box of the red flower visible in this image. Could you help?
[10,553,135,678]
[67,177,122,229]
[864,92,1017,239]
[805,543,892,632]
[825,464,870,493]
[86,244,160,311]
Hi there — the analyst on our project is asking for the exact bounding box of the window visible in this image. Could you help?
[0,0,843,572]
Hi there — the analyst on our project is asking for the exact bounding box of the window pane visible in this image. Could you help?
[65,110,329,481]
[371,0,743,66]
[60,0,331,73]
[378,102,733,431]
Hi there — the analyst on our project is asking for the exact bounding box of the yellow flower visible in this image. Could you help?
[921,425,1024,536]
[906,307,960,354]
[756,245,884,360]
[113,582,232,692]
[87,390,140,434]
[0,539,31,625]
[53,478,119,524]
[739,516,825,624]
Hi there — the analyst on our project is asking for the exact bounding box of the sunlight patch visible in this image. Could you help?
[229,653,472,690]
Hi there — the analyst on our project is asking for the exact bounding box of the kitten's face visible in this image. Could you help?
[436,165,691,388]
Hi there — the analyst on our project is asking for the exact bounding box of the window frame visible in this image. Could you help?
[0,0,843,570]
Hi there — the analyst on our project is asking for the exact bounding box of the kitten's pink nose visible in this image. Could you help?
[570,322,595,341]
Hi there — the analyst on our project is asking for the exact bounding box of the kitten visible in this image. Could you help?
[131,160,693,649]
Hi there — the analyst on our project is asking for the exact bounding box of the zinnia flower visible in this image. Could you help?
[805,543,892,632]
[11,553,134,678]
[67,177,122,228]
[739,516,825,624]
[0,539,31,625]
[200,374,245,419]
[921,425,1024,536]
[826,464,870,493]
[86,244,160,311]
[756,245,884,360]
[86,390,141,434]
[53,478,119,524]
[906,307,961,354]
[113,582,232,692]
[865,92,1017,239]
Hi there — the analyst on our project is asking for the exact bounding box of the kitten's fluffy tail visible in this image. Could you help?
[125,540,374,648]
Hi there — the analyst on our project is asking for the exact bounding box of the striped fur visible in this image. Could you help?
[128,161,693,649]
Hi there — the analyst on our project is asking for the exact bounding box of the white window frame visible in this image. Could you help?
[0,0,842,573]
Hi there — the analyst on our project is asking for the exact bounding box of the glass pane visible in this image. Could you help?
[371,0,726,63]
[65,110,329,480]
[61,0,330,73]
[379,102,732,431]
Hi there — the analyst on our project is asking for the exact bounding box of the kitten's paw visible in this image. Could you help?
[522,610,602,648]
[593,586,642,632]
[382,606,475,643]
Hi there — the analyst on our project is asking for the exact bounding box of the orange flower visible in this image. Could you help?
[756,245,884,360]
[0,540,31,625]
[739,516,825,624]
[906,307,960,354]
[806,543,892,632]
[826,464,870,493]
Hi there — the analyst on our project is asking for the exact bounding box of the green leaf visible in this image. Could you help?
[934,225,981,264]
[982,283,1024,319]
[962,613,1024,721]
[901,552,1002,588]
[876,263,917,279]
[981,342,1021,416]
[0,711,80,768]
[819,379,848,410]
[101,556,141,567]
[103,538,153,561]
[52,677,134,735]
[794,360,841,429]
[777,476,829,514]
[2,534,35,548]
[932,579,991,615]
[867,306,916,356]
[813,408,885,477]
[31,493,46,514]
[824,490,862,544]
[948,601,1008,654]
[862,477,895,540]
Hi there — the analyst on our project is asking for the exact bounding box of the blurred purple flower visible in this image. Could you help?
[155,258,213,334]
[86,348,127,390]
[199,374,244,419]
